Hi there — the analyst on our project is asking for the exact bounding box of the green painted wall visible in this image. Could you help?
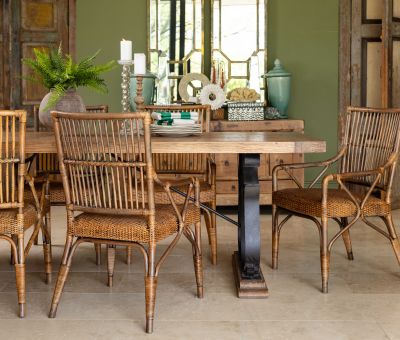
[77,0,339,170]
[268,0,339,167]
[76,0,147,112]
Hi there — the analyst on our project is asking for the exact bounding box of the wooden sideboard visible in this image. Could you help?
[210,120,305,206]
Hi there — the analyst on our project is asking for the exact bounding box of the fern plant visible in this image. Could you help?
[23,46,116,109]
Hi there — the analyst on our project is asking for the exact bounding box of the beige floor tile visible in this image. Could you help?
[0,206,398,338]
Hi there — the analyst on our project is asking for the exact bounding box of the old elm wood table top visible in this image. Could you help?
[24,130,326,298]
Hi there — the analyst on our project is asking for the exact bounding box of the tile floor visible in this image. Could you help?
[0,206,400,339]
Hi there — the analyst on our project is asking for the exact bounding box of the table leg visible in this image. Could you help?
[232,153,268,298]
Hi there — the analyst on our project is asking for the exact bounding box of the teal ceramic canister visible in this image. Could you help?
[263,59,291,119]
[130,71,157,110]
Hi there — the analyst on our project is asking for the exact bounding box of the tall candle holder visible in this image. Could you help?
[118,60,134,112]
[134,74,145,111]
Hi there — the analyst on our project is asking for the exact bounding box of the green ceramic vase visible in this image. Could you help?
[130,71,157,110]
[264,59,291,119]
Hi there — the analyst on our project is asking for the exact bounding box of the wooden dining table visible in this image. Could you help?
[25,130,326,298]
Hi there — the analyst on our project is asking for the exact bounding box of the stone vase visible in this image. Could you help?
[39,88,86,129]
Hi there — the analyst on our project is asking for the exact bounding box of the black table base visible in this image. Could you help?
[170,153,269,298]
[233,153,268,298]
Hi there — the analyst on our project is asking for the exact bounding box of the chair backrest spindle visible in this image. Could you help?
[144,104,211,176]
[340,107,400,199]
[52,111,154,216]
[0,110,26,210]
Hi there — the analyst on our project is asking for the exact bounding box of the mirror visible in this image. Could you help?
[211,0,267,97]
[147,0,267,102]
[148,0,204,101]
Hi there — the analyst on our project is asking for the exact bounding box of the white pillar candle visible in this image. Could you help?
[134,53,146,75]
[120,39,132,61]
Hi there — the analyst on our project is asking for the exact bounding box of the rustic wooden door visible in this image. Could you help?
[340,0,400,206]
[340,0,400,112]
[1,0,75,124]
[0,0,8,109]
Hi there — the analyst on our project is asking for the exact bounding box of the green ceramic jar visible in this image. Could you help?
[264,59,291,119]
[130,71,157,110]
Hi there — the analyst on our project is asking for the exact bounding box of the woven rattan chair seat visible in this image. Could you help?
[273,188,390,218]
[26,181,65,204]
[47,182,65,203]
[70,204,201,242]
[0,202,37,234]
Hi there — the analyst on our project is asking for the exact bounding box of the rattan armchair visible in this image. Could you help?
[134,104,217,265]
[272,107,400,293]
[48,111,203,333]
[0,110,51,317]
[32,104,108,263]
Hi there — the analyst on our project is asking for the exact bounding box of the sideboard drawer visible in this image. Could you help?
[210,119,305,206]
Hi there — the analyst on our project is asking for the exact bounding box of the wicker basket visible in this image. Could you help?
[227,101,265,121]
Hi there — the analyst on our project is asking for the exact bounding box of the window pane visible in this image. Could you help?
[394,0,400,19]
[366,41,382,107]
[212,0,266,92]
[365,0,383,20]
[392,40,400,106]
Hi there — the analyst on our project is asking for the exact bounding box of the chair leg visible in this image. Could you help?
[340,217,354,260]
[209,199,217,265]
[382,214,400,265]
[41,224,52,284]
[193,221,204,298]
[10,235,17,265]
[94,243,102,265]
[145,243,158,334]
[126,246,132,265]
[15,235,26,318]
[49,236,74,318]
[145,275,158,334]
[107,245,116,287]
[40,207,52,284]
[203,209,212,245]
[203,205,217,265]
[320,217,330,293]
[272,204,280,269]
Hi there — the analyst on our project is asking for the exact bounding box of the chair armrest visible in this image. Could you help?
[153,174,200,230]
[272,148,346,191]
[321,168,384,213]
[273,148,345,175]
[328,168,384,182]
[25,173,50,212]
[206,154,216,188]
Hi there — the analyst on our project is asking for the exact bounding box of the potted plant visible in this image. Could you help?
[23,46,116,128]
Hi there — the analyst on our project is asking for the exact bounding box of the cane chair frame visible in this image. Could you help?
[141,104,218,264]
[0,110,51,317]
[272,107,400,293]
[48,111,203,333]
[31,105,109,263]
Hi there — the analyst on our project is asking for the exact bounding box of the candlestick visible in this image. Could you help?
[134,53,146,75]
[118,60,134,112]
[134,75,145,111]
[120,39,132,61]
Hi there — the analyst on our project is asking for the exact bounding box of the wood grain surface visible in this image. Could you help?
[23,131,326,155]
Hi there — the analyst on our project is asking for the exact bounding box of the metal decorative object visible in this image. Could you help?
[227,101,265,121]
[118,60,134,112]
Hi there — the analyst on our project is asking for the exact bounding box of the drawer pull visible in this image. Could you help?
[224,161,230,166]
